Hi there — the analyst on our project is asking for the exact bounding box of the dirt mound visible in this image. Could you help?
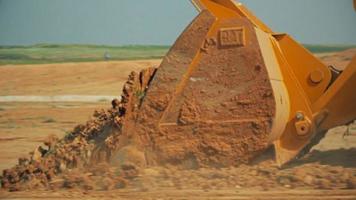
[0,67,156,191]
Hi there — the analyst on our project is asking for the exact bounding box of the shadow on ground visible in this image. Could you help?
[294,148,356,168]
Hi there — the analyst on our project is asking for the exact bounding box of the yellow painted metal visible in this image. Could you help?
[187,0,356,166]
[191,0,272,33]
[272,34,332,104]
[313,57,356,132]
[254,28,290,144]
[269,37,316,166]
[234,3,273,33]
[191,0,243,18]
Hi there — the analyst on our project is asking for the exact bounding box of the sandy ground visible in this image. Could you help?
[0,60,161,96]
[0,51,355,199]
[0,59,160,174]
[317,49,356,70]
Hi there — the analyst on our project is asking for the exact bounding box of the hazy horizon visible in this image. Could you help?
[0,0,355,46]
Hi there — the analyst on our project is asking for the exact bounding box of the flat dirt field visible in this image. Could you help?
[0,51,355,199]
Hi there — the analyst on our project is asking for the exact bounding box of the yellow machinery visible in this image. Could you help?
[117,0,356,167]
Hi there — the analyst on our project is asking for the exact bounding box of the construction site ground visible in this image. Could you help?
[0,50,355,199]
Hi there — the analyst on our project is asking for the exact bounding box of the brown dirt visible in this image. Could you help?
[0,67,157,192]
[0,59,161,173]
[0,50,355,199]
[0,60,160,96]
[120,11,276,168]
[0,102,108,172]
[317,48,356,70]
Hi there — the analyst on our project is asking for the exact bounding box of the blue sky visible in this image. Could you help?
[0,0,355,46]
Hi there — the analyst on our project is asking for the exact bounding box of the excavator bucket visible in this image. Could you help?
[113,0,356,167]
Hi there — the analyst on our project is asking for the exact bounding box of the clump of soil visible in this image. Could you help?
[0,67,156,192]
